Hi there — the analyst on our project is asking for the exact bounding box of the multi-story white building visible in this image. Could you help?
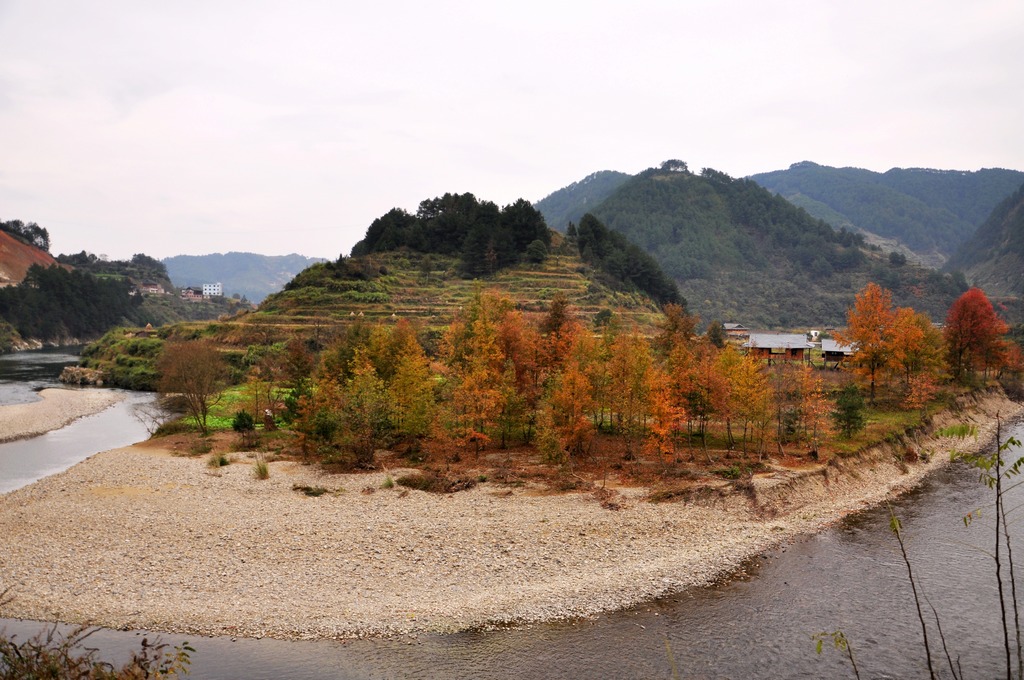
[202,282,223,298]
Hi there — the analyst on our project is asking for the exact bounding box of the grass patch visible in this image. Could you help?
[207,453,229,467]
[154,418,195,437]
[292,484,332,497]
[191,438,214,455]
[253,455,270,480]
[713,465,743,480]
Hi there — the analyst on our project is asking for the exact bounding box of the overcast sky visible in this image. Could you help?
[1,1,1021,261]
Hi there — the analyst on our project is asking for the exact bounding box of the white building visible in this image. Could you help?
[202,282,223,298]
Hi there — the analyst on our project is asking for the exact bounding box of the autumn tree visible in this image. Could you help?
[645,365,684,461]
[440,290,511,456]
[157,339,228,435]
[653,303,699,357]
[724,351,773,456]
[608,329,655,459]
[889,307,944,392]
[837,282,897,402]
[547,353,596,458]
[388,342,436,450]
[684,342,726,453]
[341,351,392,467]
[945,288,1010,382]
[796,365,832,455]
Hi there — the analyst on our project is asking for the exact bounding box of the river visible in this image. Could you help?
[1,349,1021,678]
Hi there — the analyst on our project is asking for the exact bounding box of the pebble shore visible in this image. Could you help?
[0,390,1019,641]
[0,388,123,443]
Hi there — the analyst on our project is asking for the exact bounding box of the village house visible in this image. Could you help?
[139,281,165,295]
[202,282,223,298]
[821,338,856,368]
[723,323,749,339]
[743,332,814,364]
[180,287,204,302]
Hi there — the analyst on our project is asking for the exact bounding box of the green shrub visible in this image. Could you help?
[232,410,256,432]
[0,624,192,679]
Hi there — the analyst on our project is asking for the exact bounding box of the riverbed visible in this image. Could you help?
[1,349,1022,678]
[3,451,1019,679]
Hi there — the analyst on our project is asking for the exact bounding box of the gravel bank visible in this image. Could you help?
[0,391,1019,641]
[0,388,123,443]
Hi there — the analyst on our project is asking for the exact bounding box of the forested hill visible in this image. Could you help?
[348,192,681,306]
[534,170,632,232]
[946,181,1024,297]
[164,252,325,303]
[564,162,967,328]
[57,251,173,291]
[750,162,1024,266]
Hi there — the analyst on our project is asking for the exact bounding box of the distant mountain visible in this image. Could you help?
[947,181,1024,298]
[534,170,632,232]
[750,162,1024,267]
[544,163,967,328]
[163,252,325,303]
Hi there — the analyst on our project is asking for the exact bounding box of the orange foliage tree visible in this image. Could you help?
[888,307,944,395]
[836,282,896,402]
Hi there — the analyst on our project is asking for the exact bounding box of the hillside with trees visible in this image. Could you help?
[350,193,552,276]
[163,252,325,303]
[0,228,61,286]
[534,170,632,232]
[0,219,50,252]
[946,181,1024,298]
[0,264,147,350]
[57,251,174,291]
[750,162,1024,266]
[569,162,966,328]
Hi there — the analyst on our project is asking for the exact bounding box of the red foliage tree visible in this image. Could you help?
[944,288,1009,381]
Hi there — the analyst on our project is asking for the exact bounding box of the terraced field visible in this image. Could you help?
[213,250,667,343]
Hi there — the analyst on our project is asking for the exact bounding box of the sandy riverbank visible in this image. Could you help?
[0,390,1020,641]
[0,388,123,443]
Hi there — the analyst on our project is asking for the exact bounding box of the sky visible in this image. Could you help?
[1,1,1022,261]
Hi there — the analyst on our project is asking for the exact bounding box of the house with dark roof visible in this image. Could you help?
[743,332,813,364]
[723,323,749,338]
[180,286,204,302]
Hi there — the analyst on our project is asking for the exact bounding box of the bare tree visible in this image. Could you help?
[157,339,228,434]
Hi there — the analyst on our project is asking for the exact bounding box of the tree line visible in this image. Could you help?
[0,219,50,252]
[161,282,1020,469]
[350,193,552,276]
[0,264,148,344]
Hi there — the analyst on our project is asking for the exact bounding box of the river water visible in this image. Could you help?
[1,349,1022,678]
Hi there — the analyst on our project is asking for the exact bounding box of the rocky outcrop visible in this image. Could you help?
[59,366,107,386]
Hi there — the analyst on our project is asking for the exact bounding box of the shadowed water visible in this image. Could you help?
[0,347,80,406]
